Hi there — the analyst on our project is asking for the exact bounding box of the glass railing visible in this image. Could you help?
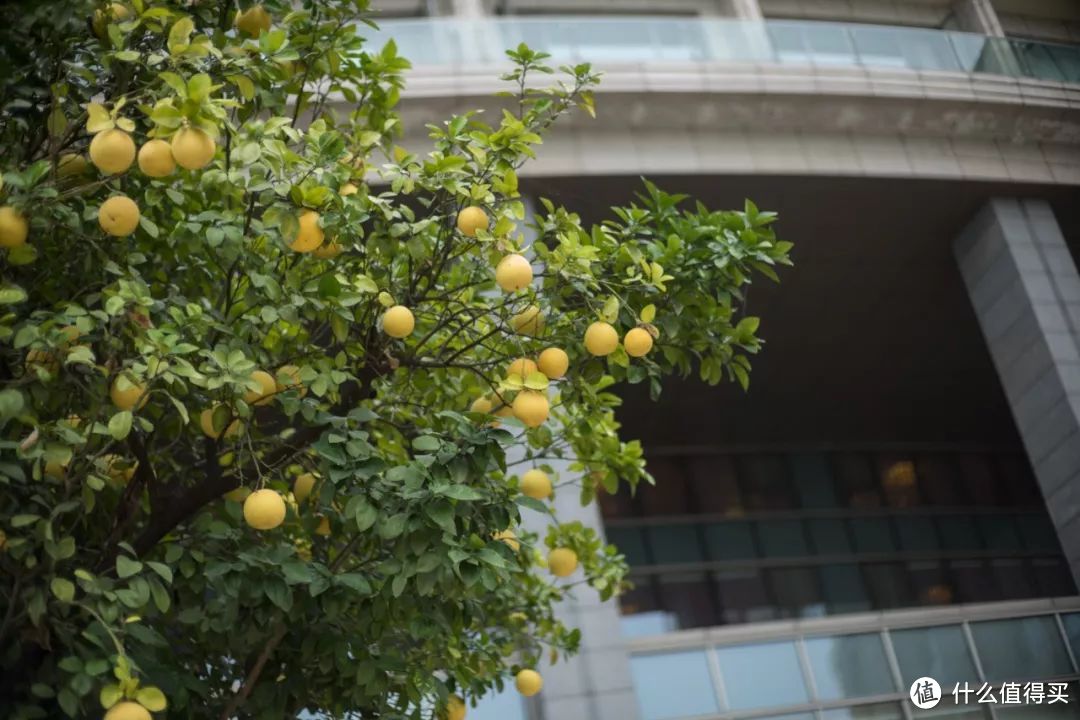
[364,17,1080,84]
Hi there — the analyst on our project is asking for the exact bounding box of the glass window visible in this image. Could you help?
[896,516,939,552]
[937,515,983,551]
[864,563,912,610]
[1061,613,1080,664]
[851,518,896,553]
[820,564,871,614]
[950,560,1000,604]
[911,704,992,720]
[809,518,851,555]
[638,459,690,515]
[770,567,825,618]
[804,633,895,700]
[606,527,649,566]
[716,569,775,625]
[598,485,635,519]
[879,457,921,508]
[971,616,1073,682]
[891,624,980,687]
[1032,558,1076,597]
[619,576,673,638]
[716,641,809,710]
[997,454,1042,506]
[630,651,718,720]
[978,515,1023,552]
[656,572,716,631]
[790,453,838,508]
[704,521,756,560]
[470,685,527,720]
[1018,514,1060,553]
[959,454,1002,506]
[918,455,964,507]
[740,454,796,511]
[648,524,704,565]
[687,455,742,515]
[822,703,904,720]
[908,561,953,606]
[836,454,881,508]
[992,559,1035,601]
[759,519,810,557]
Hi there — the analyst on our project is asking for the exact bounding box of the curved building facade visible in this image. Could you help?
[370,2,1080,720]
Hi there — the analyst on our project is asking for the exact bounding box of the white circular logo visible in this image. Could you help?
[910,677,942,709]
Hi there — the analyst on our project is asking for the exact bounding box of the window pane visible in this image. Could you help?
[598,485,635,519]
[649,524,703,564]
[937,515,983,551]
[704,521,756,560]
[630,651,718,720]
[638,459,690,515]
[687,455,742,515]
[606,527,649,566]
[865,563,912,609]
[740,454,796,510]
[971,616,1073,682]
[716,641,809,710]
[950,560,1000,603]
[1018,515,1061,553]
[992,559,1034,601]
[918,455,963,507]
[959,454,1002,506]
[804,633,895,700]
[822,702,905,720]
[810,518,852,555]
[879,457,921,508]
[759,519,810,557]
[851,518,896,553]
[1062,613,1080,664]
[908,561,953,606]
[820,564,871,614]
[836,454,881,508]
[716,569,775,624]
[1032,558,1075,597]
[998,454,1042,506]
[896,516,939,552]
[791,453,838,508]
[891,624,979,687]
[619,576,673,638]
[978,515,1023,552]
[657,572,716,631]
[770,567,826,618]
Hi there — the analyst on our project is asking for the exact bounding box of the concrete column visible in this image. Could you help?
[954,198,1080,587]
[450,0,485,16]
[520,457,641,720]
[728,0,763,20]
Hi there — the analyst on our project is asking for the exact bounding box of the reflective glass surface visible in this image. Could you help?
[804,633,895,700]
[470,686,526,720]
[822,703,905,720]
[630,651,718,720]
[891,624,979,687]
[970,616,1073,682]
[716,641,809,710]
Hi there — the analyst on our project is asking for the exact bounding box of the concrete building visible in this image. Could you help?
[367,2,1080,720]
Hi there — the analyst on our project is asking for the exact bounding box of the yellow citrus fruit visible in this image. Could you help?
[315,516,331,536]
[137,138,176,178]
[339,183,358,197]
[93,3,131,37]
[507,358,537,378]
[244,369,277,406]
[57,153,89,179]
[171,127,216,170]
[537,348,568,379]
[235,4,272,35]
[200,405,242,439]
[624,327,654,357]
[89,128,136,175]
[104,701,151,720]
[515,669,543,697]
[493,395,514,417]
[0,206,27,248]
[98,195,140,237]
[25,349,59,374]
[510,305,544,336]
[512,391,549,428]
[520,469,552,500]
[494,529,520,551]
[294,472,317,503]
[495,254,532,292]
[469,396,493,414]
[58,325,81,345]
[289,210,324,253]
[244,489,286,530]
[382,305,415,338]
[446,694,466,720]
[584,321,618,356]
[110,376,148,410]
[100,454,137,486]
[548,548,579,578]
[456,205,488,237]
[224,486,251,503]
[44,459,68,479]
[312,242,343,259]
[276,365,307,397]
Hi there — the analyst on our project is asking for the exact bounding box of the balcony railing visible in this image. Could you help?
[365,17,1080,84]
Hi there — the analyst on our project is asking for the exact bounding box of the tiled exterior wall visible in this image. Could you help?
[954,199,1080,587]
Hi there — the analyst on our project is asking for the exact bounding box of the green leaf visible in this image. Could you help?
[264,577,292,611]
[640,303,656,323]
[146,561,173,584]
[167,16,194,54]
[50,577,75,603]
[438,485,484,501]
[99,684,122,710]
[336,573,372,595]
[378,513,408,540]
[116,555,142,579]
[411,435,439,452]
[135,686,167,712]
[0,284,27,304]
[108,411,133,440]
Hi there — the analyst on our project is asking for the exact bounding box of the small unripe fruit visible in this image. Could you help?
[276,365,307,396]
[520,469,552,500]
[537,347,569,379]
[515,669,544,697]
[339,182,358,196]
[110,376,148,411]
[224,487,251,503]
[495,254,532,292]
[294,472,317,503]
[624,327,654,357]
[200,405,242,439]
[171,127,216,170]
[510,305,544,336]
[137,138,176,177]
[235,4,272,35]
[89,128,136,174]
[312,242,343,259]
[244,370,277,406]
[98,195,140,237]
[512,391,549,428]
[584,321,618,356]
[289,210,324,253]
[57,153,89,179]
[507,358,537,378]
[382,305,415,338]
[244,488,286,530]
[456,206,488,237]
[470,396,493,414]
[0,206,28,248]
[548,547,579,578]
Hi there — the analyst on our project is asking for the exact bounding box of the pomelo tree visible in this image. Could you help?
[0,1,792,718]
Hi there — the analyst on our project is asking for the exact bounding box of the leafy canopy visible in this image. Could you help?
[0,0,791,718]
